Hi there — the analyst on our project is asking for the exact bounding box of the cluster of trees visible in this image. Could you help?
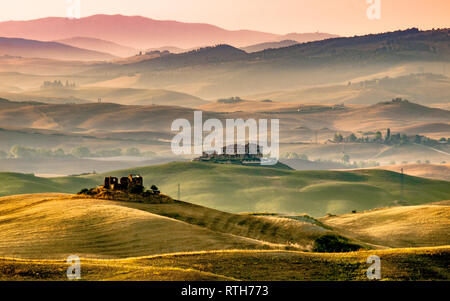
[1,146,156,159]
[6,146,67,159]
[281,152,379,168]
[334,130,449,147]
[217,96,244,104]
[41,80,76,89]
[282,152,309,160]
[71,147,155,158]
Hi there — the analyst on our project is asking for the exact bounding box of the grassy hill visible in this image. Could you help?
[321,203,450,248]
[28,86,208,107]
[0,192,448,280]
[0,194,271,259]
[1,247,448,281]
[0,193,340,259]
[369,163,450,181]
[1,162,450,216]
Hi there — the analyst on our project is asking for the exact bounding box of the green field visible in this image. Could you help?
[1,162,450,216]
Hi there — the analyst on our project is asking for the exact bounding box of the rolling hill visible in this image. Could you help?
[0,194,279,259]
[0,99,217,131]
[0,193,349,259]
[320,203,450,248]
[85,28,450,98]
[1,162,450,217]
[0,98,448,134]
[248,73,450,106]
[0,192,448,280]
[56,37,138,57]
[0,37,115,61]
[20,86,208,107]
[369,163,450,181]
[0,247,448,280]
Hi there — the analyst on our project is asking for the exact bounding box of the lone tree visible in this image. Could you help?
[151,185,160,195]
[334,133,344,143]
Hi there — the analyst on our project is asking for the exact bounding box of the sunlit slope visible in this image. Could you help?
[320,204,450,248]
[369,163,450,182]
[0,194,277,259]
[1,162,450,216]
[1,247,448,281]
[0,193,340,259]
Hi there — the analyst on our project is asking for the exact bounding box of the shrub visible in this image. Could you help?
[151,185,161,195]
[77,188,95,195]
[313,234,361,253]
[128,185,144,194]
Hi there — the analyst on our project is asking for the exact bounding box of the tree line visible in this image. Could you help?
[333,129,449,147]
[0,146,156,159]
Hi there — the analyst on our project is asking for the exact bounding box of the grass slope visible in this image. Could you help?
[320,203,450,248]
[0,193,340,259]
[1,247,448,281]
[0,194,282,259]
[1,162,450,216]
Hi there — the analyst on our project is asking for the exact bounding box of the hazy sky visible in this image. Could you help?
[0,0,449,36]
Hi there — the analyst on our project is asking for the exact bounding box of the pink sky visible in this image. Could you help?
[0,0,449,36]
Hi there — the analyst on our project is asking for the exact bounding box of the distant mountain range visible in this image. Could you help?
[0,37,115,61]
[0,14,338,49]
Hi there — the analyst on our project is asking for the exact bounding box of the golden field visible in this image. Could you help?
[0,193,448,280]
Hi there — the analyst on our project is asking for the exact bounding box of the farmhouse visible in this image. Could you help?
[194,143,263,164]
